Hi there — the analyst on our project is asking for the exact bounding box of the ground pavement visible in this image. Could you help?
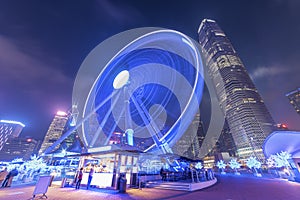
[0,174,299,200]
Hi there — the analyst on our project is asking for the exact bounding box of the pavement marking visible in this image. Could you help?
[8,192,25,195]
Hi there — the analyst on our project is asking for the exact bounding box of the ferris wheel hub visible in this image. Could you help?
[113,70,130,89]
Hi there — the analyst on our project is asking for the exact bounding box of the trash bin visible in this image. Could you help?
[119,177,127,193]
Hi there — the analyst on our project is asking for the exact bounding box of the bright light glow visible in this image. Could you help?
[113,70,129,89]
[271,151,292,168]
[246,156,261,169]
[195,162,203,169]
[229,159,241,170]
[0,120,25,127]
[126,129,134,146]
[216,160,226,169]
[70,117,76,126]
[56,111,67,116]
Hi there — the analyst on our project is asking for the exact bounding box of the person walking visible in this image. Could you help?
[86,166,94,190]
[1,168,18,187]
[7,168,18,187]
[75,168,83,189]
[160,167,164,181]
[160,167,167,181]
[0,168,8,186]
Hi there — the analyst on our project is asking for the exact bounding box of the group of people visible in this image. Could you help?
[74,165,94,190]
[159,166,215,182]
[0,167,19,187]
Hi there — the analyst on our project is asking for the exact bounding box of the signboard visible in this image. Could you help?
[32,176,52,198]
[87,146,112,153]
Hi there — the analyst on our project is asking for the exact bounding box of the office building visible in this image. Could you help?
[0,120,25,151]
[172,114,201,159]
[39,111,69,155]
[0,137,37,161]
[212,120,236,157]
[286,88,300,115]
[198,19,275,160]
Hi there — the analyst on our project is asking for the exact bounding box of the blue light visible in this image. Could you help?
[93,48,203,151]
[126,129,134,146]
[0,120,25,127]
[72,28,205,154]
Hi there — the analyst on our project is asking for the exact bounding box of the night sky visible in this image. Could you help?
[0,0,299,141]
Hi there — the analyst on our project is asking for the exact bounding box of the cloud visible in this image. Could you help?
[0,34,72,109]
[0,35,71,87]
[249,62,300,130]
[249,65,289,80]
[95,0,143,24]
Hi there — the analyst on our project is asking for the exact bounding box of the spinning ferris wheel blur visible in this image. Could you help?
[72,27,205,154]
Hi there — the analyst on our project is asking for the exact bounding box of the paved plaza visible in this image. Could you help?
[0,175,299,200]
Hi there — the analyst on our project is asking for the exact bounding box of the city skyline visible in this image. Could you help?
[1,1,300,140]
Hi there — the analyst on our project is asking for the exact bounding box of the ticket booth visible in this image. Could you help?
[78,148,139,189]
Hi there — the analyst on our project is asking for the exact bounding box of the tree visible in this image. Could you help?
[229,158,241,175]
[195,162,203,170]
[276,151,291,168]
[216,160,226,174]
[246,157,261,176]
[271,151,294,179]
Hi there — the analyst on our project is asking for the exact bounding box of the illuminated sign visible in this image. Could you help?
[0,120,25,127]
[87,146,112,153]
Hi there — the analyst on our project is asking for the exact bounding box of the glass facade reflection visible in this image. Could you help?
[39,112,69,155]
[286,88,300,115]
[198,19,275,161]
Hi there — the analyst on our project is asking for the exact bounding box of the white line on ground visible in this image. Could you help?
[8,192,25,195]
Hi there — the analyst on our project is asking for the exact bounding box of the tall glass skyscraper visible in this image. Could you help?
[39,111,69,155]
[198,19,275,160]
[286,88,300,115]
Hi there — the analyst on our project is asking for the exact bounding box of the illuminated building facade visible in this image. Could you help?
[212,120,236,157]
[198,19,275,160]
[195,114,205,151]
[286,88,300,115]
[172,114,202,159]
[0,137,37,161]
[39,111,69,155]
[0,120,25,151]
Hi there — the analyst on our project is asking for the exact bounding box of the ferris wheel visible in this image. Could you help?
[72,27,204,154]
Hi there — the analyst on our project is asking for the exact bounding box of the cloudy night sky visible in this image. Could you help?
[0,0,299,140]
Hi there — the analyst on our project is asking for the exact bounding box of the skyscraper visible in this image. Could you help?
[172,113,201,159]
[39,111,69,155]
[286,88,300,115]
[0,120,25,151]
[212,120,236,157]
[0,137,37,161]
[198,19,275,160]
